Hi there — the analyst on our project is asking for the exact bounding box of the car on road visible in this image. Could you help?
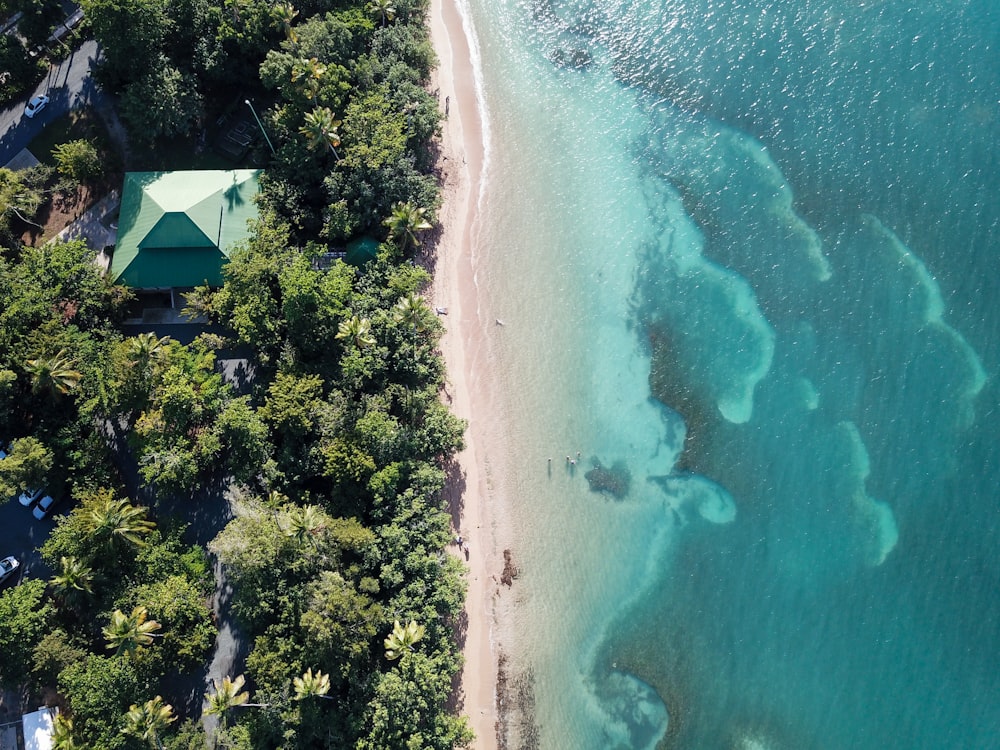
[0,556,19,585]
[32,495,59,520]
[18,487,44,506]
[24,94,49,118]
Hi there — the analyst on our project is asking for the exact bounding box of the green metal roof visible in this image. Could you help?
[110,170,261,288]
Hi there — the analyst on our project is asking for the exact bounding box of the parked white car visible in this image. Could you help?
[32,494,59,520]
[24,94,49,118]
[0,556,18,585]
[18,487,43,507]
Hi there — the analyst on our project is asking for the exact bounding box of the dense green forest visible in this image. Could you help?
[0,0,472,747]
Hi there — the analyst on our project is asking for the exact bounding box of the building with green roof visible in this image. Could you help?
[110,169,262,289]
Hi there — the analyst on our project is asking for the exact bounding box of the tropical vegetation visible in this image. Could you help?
[0,0,471,746]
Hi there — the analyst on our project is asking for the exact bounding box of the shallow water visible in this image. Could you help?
[460,0,1000,746]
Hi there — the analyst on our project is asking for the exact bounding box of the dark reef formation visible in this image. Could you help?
[585,459,631,499]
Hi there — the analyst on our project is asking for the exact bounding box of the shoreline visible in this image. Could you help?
[427,0,502,747]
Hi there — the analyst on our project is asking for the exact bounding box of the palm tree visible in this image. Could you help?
[267,489,289,506]
[383,202,432,255]
[299,106,341,159]
[85,494,156,552]
[104,606,162,656]
[124,696,175,750]
[366,0,396,25]
[336,316,376,349]
[270,2,299,41]
[128,333,171,373]
[291,57,326,102]
[282,505,326,548]
[204,674,250,725]
[25,349,82,396]
[293,668,334,701]
[384,619,425,660]
[393,293,432,334]
[51,556,94,608]
[51,714,76,750]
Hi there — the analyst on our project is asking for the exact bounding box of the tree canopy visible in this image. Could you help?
[0,0,472,744]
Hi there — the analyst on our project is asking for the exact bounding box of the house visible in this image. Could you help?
[109,169,261,301]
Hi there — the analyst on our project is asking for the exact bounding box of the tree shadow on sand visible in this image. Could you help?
[442,456,466,534]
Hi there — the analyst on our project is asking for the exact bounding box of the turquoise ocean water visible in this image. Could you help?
[457,0,1000,747]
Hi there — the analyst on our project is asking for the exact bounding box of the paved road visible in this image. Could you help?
[0,38,103,166]
[0,494,56,592]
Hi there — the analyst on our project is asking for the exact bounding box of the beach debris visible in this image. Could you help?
[435,306,448,315]
[584,459,631,499]
[500,549,519,586]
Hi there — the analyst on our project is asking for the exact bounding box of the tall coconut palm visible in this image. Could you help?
[383,202,432,255]
[51,556,93,608]
[85,494,156,552]
[336,316,376,349]
[124,696,175,750]
[270,2,298,41]
[291,57,326,102]
[299,106,341,159]
[293,668,334,700]
[204,674,250,725]
[282,505,326,548]
[25,349,82,396]
[128,333,171,373]
[366,0,396,25]
[393,293,432,335]
[268,489,290,506]
[384,619,425,660]
[104,605,162,656]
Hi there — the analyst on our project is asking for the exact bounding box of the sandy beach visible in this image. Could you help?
[428,0,502,747]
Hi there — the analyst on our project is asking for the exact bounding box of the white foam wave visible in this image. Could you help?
[738,131,832,282]
[666,121,833,286]
[454,0,492,215]
[838,421,899,566]
[863,214,988,424]
[661,473,737,524]
[651,187,777,424]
